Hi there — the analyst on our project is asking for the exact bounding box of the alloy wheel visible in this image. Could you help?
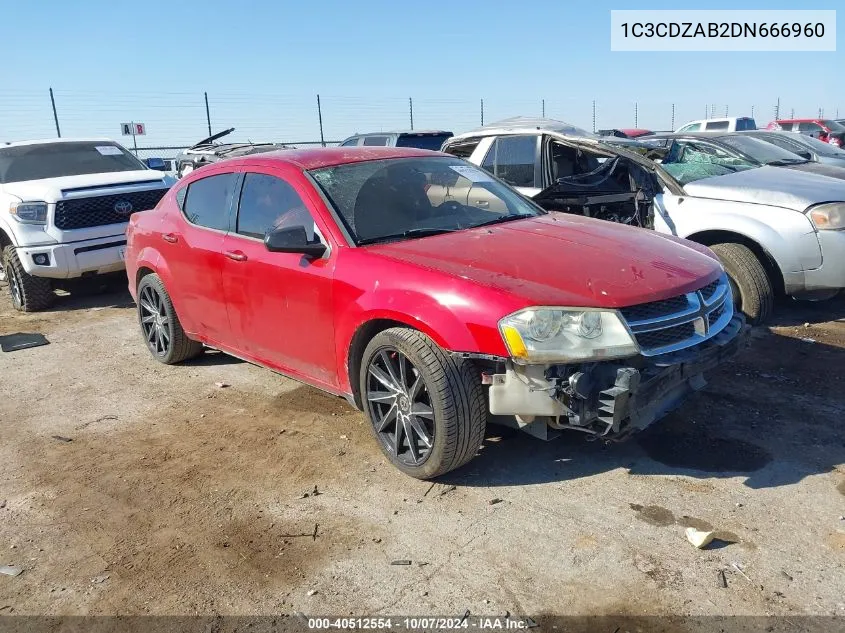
[366,348,435,466]
[139,284,172,357]
[7,265,22,309]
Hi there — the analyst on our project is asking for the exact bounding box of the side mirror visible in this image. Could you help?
[264,225,326,258]
[145,157,167,171]
[798,151,813,160]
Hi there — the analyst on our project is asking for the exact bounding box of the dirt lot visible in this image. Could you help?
[0,285,844,622]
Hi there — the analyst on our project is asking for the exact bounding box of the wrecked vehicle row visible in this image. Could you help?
[443,118,845,324]
[125,148,747,478]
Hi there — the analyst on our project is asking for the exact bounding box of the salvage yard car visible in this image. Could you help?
[443,118,845,323]
[0,138,174,311]
[125,146,746,479]
[174,128,292,178]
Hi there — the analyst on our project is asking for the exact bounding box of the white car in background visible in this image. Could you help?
[675,116,757,133]
[0,138,174,311]
[441,118,845,324]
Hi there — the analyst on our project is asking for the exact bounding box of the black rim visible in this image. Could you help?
[7,266,22,309]
[366,348,434,466]
[139,284,171,356]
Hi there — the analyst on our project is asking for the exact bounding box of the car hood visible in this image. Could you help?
[0,170,170,203]
[781,162,845,181]
[365,214,722,308]
[682,165,845,211]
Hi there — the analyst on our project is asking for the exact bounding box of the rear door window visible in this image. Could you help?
[362,136,389,146]
[340,137,360,147]
[736,118,757,131]
[798,122,823,133]
[182,172,238,231]
[678,123,701,132]
[704,120,730,131]
[481,135,538,187]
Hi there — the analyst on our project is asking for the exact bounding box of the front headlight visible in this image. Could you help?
[807,202,845,230]
[498,307,640,364]
[9,201,48,225]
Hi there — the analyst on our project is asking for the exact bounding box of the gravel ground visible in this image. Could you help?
[0,286,844,622]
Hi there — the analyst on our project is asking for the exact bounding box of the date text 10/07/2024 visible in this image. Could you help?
[307,617,533,630]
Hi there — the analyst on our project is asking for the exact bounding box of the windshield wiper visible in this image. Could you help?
[469,213,536,229]
[357,227,457,245]
[766,158,809,166]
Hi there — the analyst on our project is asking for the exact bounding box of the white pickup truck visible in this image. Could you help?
[0,139,174,311]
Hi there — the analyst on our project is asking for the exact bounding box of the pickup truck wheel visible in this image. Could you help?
[2,245,55,312]
[137,274,203,364]
[360,327,486,479]
[710,242,773,324]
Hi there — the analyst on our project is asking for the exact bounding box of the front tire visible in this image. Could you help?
[137,273,203,364]
[359,327,486,479]
[709,243,774,325]
[2,245,55,312]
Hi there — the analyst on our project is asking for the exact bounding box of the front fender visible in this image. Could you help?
[333,280,512,395]
[657,195,821,274]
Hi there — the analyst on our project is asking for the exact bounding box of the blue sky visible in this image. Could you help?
[1,0,841,148]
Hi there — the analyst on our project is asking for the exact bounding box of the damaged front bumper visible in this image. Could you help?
[487,314,749,440]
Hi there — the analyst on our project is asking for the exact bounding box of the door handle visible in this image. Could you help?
[224,250,248,262]
[162,233,178,243]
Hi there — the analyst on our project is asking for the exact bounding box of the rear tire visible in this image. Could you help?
[359,327,486,479]
[136,273,203,364]
[710,242,774,325]
[2,245,55,312]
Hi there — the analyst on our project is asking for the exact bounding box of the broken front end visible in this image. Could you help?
[483,274,749,440]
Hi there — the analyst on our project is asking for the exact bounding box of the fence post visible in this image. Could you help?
[634,102,638,128]
[671,103,675,130]
[204,92,212,136]
[725,105,729,116]
[317,94,325,147]
[774,97,780,120]
[49,87,61,138]
[480,98,484,126]
[542,99,545,118]
[592,100,596,133]
[790,108,795,119]
[751,105,755,119]
[409,97,414,130]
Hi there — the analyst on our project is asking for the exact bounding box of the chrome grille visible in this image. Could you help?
[621,274,733,356]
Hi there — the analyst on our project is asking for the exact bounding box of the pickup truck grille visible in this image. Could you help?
[620,274,733,356]
[54,188,167,230]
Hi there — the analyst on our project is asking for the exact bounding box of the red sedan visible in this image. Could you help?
[126,147,745,478]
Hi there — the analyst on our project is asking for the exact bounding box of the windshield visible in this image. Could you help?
[823,120,845,132]
[661,139,757,185]
[0,141,145,183]
[395,134,453,151]
[310,156,543,245]
[717,135,806,164]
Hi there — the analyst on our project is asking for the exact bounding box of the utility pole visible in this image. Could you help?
[204,92,212,136]
[541,99,545,118]
[49,88,61,138]
[671,103,675,131]
[592,100,596,133]
[725,105,729,117]
[480,98,484,126]
[774,97,780,120]
[751,105,755,119]
[634,102,638,128]
[316,94,325,147]
[409,97,414,130]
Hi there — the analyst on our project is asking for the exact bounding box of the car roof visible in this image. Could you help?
[774,118,821,123]
[2,137,118,147]
[450,116,596,141]
[347,130,452,137]
[222,146,444,170]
